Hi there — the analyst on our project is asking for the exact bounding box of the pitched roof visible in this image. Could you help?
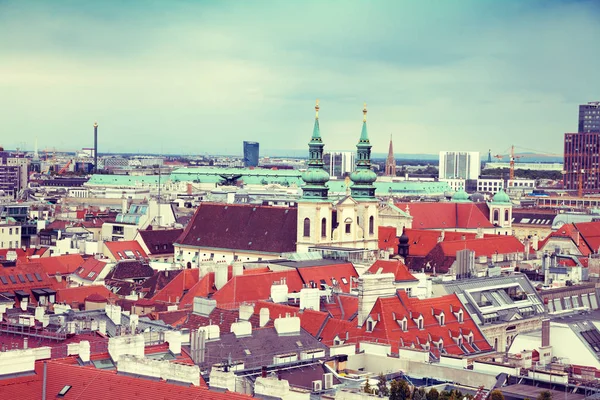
[403,229,477,257]
[56,286,117,307]
[32,254,85,276]
[0,247,48,261]
[253,300,330,336]
[211,270,304,306]
[378,226,399,251]
[538,223,592,256]
[105,260,154,281]
[73,258,109,281]
[176,203,298,254]
[367,259,417,282]
[574,221,600,254]
[151,269,201,304]
[438,236,524,258]
[295,262,358,293]
[104,240,149,261]
[396,202,494,230]
[138,228,183,255]
[0,262,57,306]
[0,359,252,399]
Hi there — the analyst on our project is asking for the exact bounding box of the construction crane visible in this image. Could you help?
[493,145,523,180]
[578,168,585,198]
[58,159,72,175]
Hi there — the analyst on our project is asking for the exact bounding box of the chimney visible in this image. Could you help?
[23,337,28,349]
[274,314,300,336]
[259,308,270,327]
[232,261,243,277]
[215,264,228,290]
[261,366,267,378]
[79,340,91,363]
[164,330,182,354]
[357,273,396,327]
[239,303,254,321]
[532,235,539,251]
[270,280,289,303]
[193,298,217,317]
[299,287,320,311]
[541,318,550,347]
[230,320,252,337]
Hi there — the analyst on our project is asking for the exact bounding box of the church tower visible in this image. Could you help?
[385,135,395,176]
[347,103,379,250]
[296,100,334,253]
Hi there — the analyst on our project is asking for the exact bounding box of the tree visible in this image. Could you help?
[376,373,389,397]
[490,390,505,400]
[413,387,427,400]
[537,391,552,400]
[427,388,440,400]
[363,379,373,394]
[439,390,453,400]
[390,379,412,400]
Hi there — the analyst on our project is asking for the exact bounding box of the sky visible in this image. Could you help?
[1,0,599,157]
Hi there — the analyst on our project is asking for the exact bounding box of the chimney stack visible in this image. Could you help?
[93,122,98,173]
[541,318,550,347]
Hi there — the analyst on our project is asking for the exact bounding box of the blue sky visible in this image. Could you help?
[1,0,599,157]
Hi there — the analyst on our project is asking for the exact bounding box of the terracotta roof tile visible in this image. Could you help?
[396,202,493,230]
[104,240,149,261]
[367,259,417,282]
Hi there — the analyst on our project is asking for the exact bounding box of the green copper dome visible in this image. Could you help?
[451,189,470,202]
[350,168,377,185]
[492,189,511,204]
[302,168,330,185]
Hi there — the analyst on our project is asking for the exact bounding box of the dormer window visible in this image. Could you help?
[439,314,445,326]
[401,318,408,332]
[367,320,374,332]
[457,309,463,323]
[416,315,423,330]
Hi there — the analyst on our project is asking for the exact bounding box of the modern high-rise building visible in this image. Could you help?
[578,101,600,133]
[324,152,355,178]
[438,151,480,180]
[243,141,259,167]
[0,148,28,198]
[563,132,600,192]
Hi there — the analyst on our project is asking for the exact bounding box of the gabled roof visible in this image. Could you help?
[0,262,57,305]
[138,228,183,255]
[0,359,252,399]
[253,300,330,337]
[0,247,48,261]
[574,221,600,254]
[396,202,494,230]
[56,285,117,308]
[211,270,304,306]
[151,269,201,304]
[31,254,85,276]
[73,258,109,281]
[367,259,417,282]
[378,226,399,251]
[295,262,358,293]
[176,203,298,254]
[538,223,592,256]
[105,260,154,281]
[179,273,216,307]
[104,240,149,261]
[438,236,524,258]
[403,229,477,257]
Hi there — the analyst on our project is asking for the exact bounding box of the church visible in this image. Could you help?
[174,101,381,265]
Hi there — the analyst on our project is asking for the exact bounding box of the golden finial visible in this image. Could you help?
[315,99,320,119]
[363,102,367,122]
[93,121,98,127]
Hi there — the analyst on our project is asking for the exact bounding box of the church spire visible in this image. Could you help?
[350,102,377,199]
[301,99,330,200]
[385,134,396,176]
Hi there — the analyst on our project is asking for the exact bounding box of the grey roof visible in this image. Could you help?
[552,213,600,229]
[437,273,545,325]
[200,327,328,370]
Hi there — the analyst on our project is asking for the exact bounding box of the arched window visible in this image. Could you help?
[493,209,499,222]
[504,209,509,222]
[369,216,374,235]
[321,218,327,238]
[303,218,310,237]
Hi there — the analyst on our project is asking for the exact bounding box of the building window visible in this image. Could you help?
[321,218,327,238]
[493,209,499,222]
[345,223,351,234]
[504,209,509,222]
[303,218,310,237]
[366,320,373,332]
[439,314,445,326]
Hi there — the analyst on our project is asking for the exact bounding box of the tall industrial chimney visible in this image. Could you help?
[93,121,98,173]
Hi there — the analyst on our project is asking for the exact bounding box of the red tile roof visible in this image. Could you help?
[367,259,417,282]
[0,359,252,399]
[29,254,85,276]
[0,262,57,306]
[73,258,109,281]
[179,272,216,307]
[574,222,600,254]
[55,286,117,308]
[138,228,183,256]
[253,300,329,336]
[104,241,149,260]
[538,223,592,256]
[176,203,298,254]
[212,270,304,307]
[295,263,358,293]
[403,229,477,257]
[396,202,494,230]
[0,247,48,261]
[378,226,399,251]
[438,236,524,258]
[151,269,201,304]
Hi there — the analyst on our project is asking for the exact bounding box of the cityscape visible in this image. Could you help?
[1,1,600,400]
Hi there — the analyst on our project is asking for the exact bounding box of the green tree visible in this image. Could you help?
[537,391,552,400]
[427,388,440,400]
[390,380,412,400]
[439,390,452,400]
[490,390,505,400]
[376,373,389,397]
[413,387,427,400]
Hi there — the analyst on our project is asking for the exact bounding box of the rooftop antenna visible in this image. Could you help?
[93,121,98,173]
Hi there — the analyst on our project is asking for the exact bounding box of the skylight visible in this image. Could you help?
[58,385,72,397]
